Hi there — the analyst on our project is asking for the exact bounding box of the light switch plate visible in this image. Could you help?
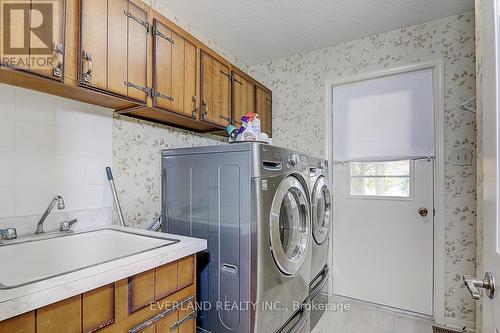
[452,149,473,166]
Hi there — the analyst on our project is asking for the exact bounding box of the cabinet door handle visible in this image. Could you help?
[170,311,196,331]
[201,99,208,120]
[128,295,194,333]
[53,42,64,78]
[82,51,93,83]
[191,96,198,118]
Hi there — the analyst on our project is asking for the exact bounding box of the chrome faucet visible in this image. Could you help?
[0,228,17,241]
[36,195,65,234]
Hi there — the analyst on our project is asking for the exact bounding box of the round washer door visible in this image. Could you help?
[270,176,310,276]
[312,176,331,245]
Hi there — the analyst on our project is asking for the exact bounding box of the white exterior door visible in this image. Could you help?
[479,0,500,331]
[333,158,434,315]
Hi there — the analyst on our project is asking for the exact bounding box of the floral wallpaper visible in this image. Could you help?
[248,12,477,328]
[113,116,223,228]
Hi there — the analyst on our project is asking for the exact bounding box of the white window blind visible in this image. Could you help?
[332,69,435,162]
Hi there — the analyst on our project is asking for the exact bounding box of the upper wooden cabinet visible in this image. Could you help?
[152,18,197,118]
[232,71,255,125]
[0,0,65,80]
[80,0,149,103]
[200,50,232,128]
[256,86,273,136]
[0,0,271,135]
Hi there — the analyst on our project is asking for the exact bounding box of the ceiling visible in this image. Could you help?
[158,0,474,65]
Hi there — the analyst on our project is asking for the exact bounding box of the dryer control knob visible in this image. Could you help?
[318,161,327,170]
[288,154,299,167]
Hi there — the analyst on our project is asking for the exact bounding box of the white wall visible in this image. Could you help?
[0,84,113,234]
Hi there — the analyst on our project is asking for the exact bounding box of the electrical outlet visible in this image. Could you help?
[452,149,473,166]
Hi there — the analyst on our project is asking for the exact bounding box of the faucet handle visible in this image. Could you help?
[60,219,78,232]
[0,228,17,240]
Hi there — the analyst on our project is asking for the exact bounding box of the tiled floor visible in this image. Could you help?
[312,297,433,333]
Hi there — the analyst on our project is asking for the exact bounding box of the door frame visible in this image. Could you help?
[324,59,446,325]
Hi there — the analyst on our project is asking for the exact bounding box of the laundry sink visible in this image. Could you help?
[0,229,179,289]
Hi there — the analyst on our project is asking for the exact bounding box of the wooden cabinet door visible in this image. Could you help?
[81,0,148,102]
[80,0,107,90]
[0,311,35,333]
[232,72,255,125]
[107,0,128,97]
[29,0,65,80]
[256,87,272,136]
[153,19,173,111]
[0,0,65,79]
[200,51,231,127]
[153,19,197,118]
[125,1,148,102]
[80,0,108,90]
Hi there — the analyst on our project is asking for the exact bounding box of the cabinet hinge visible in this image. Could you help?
[151,89,175,102]
[219,114,232,123]
[124,81,150,94]
[220,70,233,81]
[152,27,174,44]
[124,11,150,31]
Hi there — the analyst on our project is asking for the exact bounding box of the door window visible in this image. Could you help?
[312,176,331,244]
[349,160,412,198]
[270,176,310,276]
[279,188,307,260]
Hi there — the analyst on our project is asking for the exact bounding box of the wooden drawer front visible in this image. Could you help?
[155,310,178,332]
[127,290,196,333]
[129,269,156,314]
[83,284,115,332]
[36,295,82,333]
[0,311,35,333]
[155,261,178,300]
[178,256,195,289]
[155,255,195,301]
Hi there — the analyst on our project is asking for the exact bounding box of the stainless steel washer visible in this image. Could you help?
[162,143,312,333]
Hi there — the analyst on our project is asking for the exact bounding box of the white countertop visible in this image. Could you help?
[0,225,206,321]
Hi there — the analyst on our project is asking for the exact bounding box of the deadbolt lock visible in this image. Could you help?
[418,207,429,217]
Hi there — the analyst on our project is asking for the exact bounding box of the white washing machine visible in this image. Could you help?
[307,157,332,329]
[162,143,312,333]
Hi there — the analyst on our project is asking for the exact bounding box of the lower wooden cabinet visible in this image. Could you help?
[0,255,196,333]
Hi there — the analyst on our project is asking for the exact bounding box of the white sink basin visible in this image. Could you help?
[0,229,179,289]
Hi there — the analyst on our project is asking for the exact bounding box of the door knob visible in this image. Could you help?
[463,272,496,300]
[418,207,429,217]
